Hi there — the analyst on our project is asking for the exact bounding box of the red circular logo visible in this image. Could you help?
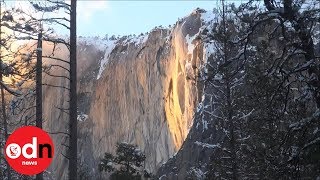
[4,126,54,175]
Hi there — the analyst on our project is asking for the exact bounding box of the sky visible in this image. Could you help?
[75,1,220,37]
[7,0,243,37]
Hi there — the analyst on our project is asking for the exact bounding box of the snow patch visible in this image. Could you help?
[203,43,216,64]
[200,10,218,25]
[185,34,197,55]
[188,167,205,180]
[195,141,219,149]
[77,113,88,122]
[78,37,115,52]
[96,40,117,79]
[122,34,149,47]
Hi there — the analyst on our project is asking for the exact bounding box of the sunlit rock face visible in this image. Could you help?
[36,11,204,179]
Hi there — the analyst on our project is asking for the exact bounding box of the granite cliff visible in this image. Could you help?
[32,10,212,179]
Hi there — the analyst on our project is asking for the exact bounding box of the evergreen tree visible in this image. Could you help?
[204,0,319,178]
[99,142,149,180]
[30,1,78,178]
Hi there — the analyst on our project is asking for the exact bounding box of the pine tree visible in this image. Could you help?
[99,142,149,180]
[201,2,249,179]
[29,1,78,178]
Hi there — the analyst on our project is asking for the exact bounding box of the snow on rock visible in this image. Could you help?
[194,141,220,149]
[183,9,217,56]
[187,167,205,180]
[77,113,88,122]
[121,34,149,47]
[95,34,150,79]
[214,73,223,81]
[200,9,218,25]
[185,34,197,55]
[203,43,216,64]
[78,37,115,52]
[77,36,119,80]
[131,34,149,46]
[96,40,117,79]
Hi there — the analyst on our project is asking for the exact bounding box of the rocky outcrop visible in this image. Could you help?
[156,10,222,180]
[34,10,207,179]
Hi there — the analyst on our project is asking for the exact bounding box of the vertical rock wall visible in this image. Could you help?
[15,11,204,179]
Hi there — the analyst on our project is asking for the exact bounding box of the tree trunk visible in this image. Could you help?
[69,0,78,179]
[0,7,11,178]
[222,1,237,178]
[36,32,43,129]
[35,31,43,180]
[226,78,238,180]
[0,73,11,180]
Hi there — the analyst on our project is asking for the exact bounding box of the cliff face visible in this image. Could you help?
[35,11,206,179]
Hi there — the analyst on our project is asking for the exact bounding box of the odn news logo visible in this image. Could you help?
[4,126,54,175]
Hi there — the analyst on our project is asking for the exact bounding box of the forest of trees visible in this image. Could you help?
[196,0,319,179]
